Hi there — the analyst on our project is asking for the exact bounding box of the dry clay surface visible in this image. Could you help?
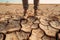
[0,4,60,40]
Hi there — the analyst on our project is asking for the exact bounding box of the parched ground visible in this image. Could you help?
[0,4,60,40]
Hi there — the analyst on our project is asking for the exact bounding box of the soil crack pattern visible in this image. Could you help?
[0,4,60,40]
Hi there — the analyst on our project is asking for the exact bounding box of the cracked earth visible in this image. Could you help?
[0,4,60,40]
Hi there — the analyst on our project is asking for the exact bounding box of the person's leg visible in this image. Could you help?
[34,0,39,15]
[22,0,29,16]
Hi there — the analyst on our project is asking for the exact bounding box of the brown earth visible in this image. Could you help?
[0,4,60,40]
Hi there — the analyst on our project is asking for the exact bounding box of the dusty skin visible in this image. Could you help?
[0,3,60,40]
